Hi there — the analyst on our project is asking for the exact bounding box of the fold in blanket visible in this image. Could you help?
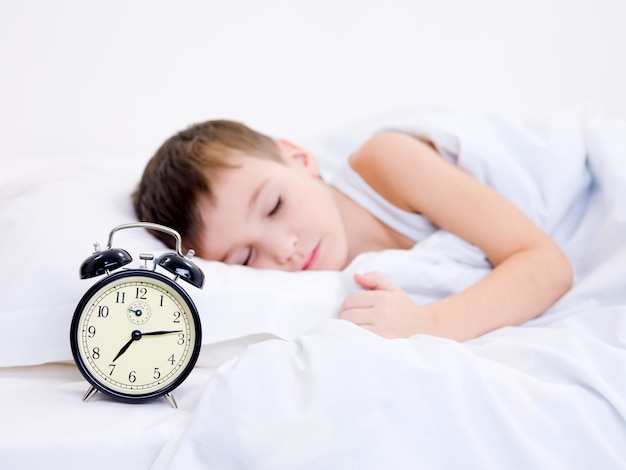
[156,107,626,469]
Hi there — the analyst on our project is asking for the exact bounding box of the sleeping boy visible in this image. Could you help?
[133,119,573,341]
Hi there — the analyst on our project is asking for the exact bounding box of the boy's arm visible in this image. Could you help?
[339,132,573,341]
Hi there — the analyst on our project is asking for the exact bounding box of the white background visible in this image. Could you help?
[1,0,625,162]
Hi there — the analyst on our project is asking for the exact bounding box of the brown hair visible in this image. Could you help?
[133,120,283,252]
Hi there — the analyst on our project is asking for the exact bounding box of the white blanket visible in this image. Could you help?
[156,108,626,469]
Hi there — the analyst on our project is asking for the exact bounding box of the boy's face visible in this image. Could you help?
[195,144,349,271]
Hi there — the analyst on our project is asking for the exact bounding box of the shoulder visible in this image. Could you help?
[349,131,440,211]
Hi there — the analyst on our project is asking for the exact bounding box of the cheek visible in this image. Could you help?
[295,193,332,227]
[311,196,348,249]
[290,179,343,233]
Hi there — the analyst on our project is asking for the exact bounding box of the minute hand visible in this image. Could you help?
[141,330,183,336]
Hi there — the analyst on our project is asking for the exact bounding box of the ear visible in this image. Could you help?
[274,139,320,177]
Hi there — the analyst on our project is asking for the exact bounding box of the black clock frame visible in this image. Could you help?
[70,269,203,403]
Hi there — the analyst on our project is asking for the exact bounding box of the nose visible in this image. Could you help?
[261,233,298,269]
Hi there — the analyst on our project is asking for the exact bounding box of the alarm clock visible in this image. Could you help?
[70,222,204,408]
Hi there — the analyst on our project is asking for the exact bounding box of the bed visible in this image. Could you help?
[1,104,626,469]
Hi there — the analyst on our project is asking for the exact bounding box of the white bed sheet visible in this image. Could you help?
[1,107,626,469]
[0,364,213,469]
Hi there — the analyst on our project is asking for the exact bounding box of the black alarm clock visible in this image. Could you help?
[70,222,204,408]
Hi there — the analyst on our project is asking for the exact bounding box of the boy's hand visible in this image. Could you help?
[339,271,434,338]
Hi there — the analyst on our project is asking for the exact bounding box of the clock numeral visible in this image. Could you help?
[128,370,137,383]
[135,287,147,300]
[92,347,101,359]
[87,325,96,338]
[168,354,176,366]
[159,295,164,307]
[116,291,126,304]
[153,368,161,380]
[173,311,181,323]
[177,333,185,345]
[97,305,109,318]
[109,364,116,375]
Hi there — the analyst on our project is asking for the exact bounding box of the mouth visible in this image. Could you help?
[302,242,321,271]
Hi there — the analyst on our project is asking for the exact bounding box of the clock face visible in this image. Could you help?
[71,269,202,401]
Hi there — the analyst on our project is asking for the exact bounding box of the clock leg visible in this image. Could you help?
[82,386,98,402]
[164,393,178,409]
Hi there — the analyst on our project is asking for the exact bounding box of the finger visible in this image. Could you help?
[341,289,388,310]
[338,307,374,325]
[353,271,398,291]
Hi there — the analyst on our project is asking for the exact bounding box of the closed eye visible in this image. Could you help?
[241,249,251,266]
[268,197,282,217]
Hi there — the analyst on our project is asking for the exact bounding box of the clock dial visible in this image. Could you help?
[71,270,201,400]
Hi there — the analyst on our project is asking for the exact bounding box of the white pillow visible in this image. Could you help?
[0,158,346,368]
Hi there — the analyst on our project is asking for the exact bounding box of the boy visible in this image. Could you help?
[133,120,573,341]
